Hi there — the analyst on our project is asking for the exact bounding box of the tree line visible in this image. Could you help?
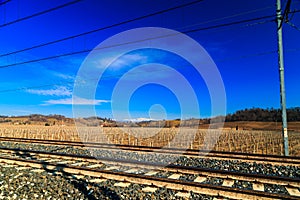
[225,107,300,122]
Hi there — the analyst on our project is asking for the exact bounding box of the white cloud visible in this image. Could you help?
[123,117,156,122]
[95,53,148,69]
[43,96,110,105]
[55,73,75,80]
[27,86,72,96]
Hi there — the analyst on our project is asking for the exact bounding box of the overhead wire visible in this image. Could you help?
[1,4,299,93]
[2,46,300,94]
[283,0,292,21]
[0,14,277,69]
[284,0,300,32]
[2,2,289,63]
[179,5,274,30]
[0,0,203,58]
[0,0,11,6]
[0,4,275,60]
[0,0,83,29]
[286,21,300,31]
[184,14,275,33]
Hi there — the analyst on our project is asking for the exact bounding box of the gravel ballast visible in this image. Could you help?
[1,141,299,178]
[0,165,214,200]
[0,141,299,199]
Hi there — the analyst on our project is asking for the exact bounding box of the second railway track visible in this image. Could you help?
[1,136,300,166]
[0,147,300,199]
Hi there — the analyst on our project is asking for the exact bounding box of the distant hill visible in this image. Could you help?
[1,107,300,129]
[0,114,74,126]
[0,114,118,127]
[225,107,300,122]
[128,107,300,130]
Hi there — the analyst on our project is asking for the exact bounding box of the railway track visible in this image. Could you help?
[0,147,300,199]
[1,136,300,166]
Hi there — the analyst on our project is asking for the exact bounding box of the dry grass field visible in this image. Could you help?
[0,124,299,156]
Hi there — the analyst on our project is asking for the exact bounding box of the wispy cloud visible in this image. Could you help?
[26,86,72,96]
[54,73,75,81]
[123,117,157,122]
[95,53,148,69]
[43,96,110,105]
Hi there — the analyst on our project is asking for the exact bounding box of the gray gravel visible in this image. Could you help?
[0,165,216,200]
[201,177,223,186]
[1,141,299,179]
[264,184,289,195]
[175,156,300,178]
[0,141,299,199]
[179,174,197,182]
[232,180,252,190]
[152,171,173,178]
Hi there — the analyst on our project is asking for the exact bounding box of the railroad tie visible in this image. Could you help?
[142,187,158,193]
[31,169,45,173]
[175,192,190,198]
[168,173,182,179]
[89,178,107,183]
[144,170,159,176]
[2,164,17,168]
[114,182,131,187]
[70,162,87,166]
[222,179,235,187]
[16,166,30,170]
[105,166,120,171]
[86,163,103,168]
[72,175,85,179]
[252,183,264,191]
[193,176,206,183]
[56,160,74,164]
[46,159,62,163]
[125,168,139,173]
[286,187,300,197]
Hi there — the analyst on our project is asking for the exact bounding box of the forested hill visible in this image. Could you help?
[225,107,300,122]
[1,107,300,127]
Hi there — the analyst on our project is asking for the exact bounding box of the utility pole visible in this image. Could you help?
[276,0,289,156]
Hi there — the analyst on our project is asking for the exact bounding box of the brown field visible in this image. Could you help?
[199,121,300,132]
[0,123,299,156]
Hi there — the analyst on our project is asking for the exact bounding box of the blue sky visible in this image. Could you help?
[0,0,299,120]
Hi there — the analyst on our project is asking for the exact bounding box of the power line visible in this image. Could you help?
[215,50,277,62]
[178,7,275,35]
[243,19,273,27]
[0,0,11,6]
[179,5,274,30]
[0,4,276,60]
[0,0,83,29]
[287,21,300,31]
[289,9,300,14]
[0,14,276,69]
[2,47,300,94]
[1,5,297,61]
[284,0,300,32]
[283,0,292,20]
[0,0,203,58]
[185,15,275,33]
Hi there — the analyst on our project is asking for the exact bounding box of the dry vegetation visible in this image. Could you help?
[0,125,299,156]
